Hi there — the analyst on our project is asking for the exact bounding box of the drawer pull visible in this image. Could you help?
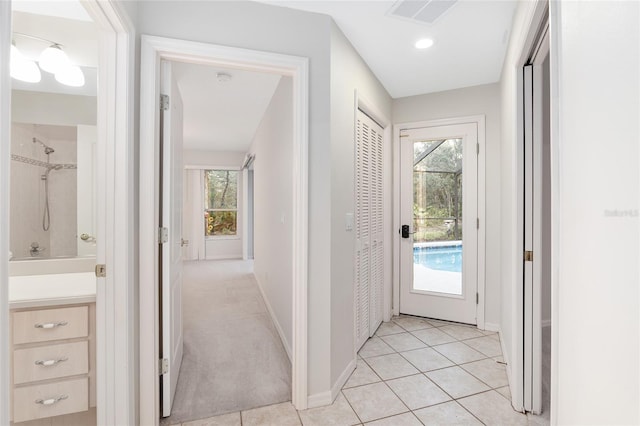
[35,357,68,367]
[34,321,68,329]
[35,395,68,406]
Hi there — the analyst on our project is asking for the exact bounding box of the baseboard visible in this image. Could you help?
[307,358,356,409]
[331,358,356,400]
[254,275,292,362]
[203,255,243,260]
[307,391,332,409]
[498,328,513,400]
[542,319,551,328]
[484,322,501,332]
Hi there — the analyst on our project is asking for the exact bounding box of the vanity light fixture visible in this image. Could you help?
[10,44,41,83]
[11,33,85,87]
[415,38,434,49]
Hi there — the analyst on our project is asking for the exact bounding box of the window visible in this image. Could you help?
[204,170,238,236]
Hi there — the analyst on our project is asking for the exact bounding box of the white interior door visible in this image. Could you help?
[160,60,184,417]
[399,123,478,324]
[524,25,549,414]
[355,110,384,350]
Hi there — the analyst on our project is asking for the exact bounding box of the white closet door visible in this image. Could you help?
[355,110,384,351]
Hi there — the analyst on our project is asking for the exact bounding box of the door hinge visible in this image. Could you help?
[160,94,170,111]
[95,264,106,278]
[159,358,169,375]
[524,250,533,262]
[477,218,479,229]
[477,143,480,154]
[158,227,169,244]
[476,292,479,304]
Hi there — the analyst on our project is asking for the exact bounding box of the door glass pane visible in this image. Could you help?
[413,138,463,295]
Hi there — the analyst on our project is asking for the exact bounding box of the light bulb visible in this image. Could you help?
[10,45,41,83]
[39,44,70,74]
[55,65,85,87]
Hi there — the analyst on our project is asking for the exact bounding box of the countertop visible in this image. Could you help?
[9,272,96,309]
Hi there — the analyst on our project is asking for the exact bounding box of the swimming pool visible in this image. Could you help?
[414,244,462,273]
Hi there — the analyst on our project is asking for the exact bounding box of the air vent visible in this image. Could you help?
[388,0,458,25]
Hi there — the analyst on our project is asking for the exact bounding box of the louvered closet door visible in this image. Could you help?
[355,109,384,351]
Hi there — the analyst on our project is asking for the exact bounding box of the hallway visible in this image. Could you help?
[167,315,549,425]
[162,260,291,425]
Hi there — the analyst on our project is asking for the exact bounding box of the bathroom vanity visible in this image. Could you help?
[9,273,96,425]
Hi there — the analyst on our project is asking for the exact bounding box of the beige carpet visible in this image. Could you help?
[162,260,291,425]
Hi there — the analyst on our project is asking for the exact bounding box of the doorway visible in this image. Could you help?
[139,36,310,425]
[395,116,486,326]
[0,1,133,425]
[522,17,551,417]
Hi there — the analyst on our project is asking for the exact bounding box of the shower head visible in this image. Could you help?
[33,137,55,155]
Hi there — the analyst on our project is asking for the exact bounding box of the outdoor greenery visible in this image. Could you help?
[413,139,463,242]
[204,170,238,236]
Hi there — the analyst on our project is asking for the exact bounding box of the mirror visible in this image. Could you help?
[9,6,98,262]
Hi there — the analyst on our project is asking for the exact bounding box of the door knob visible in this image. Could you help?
[401,225,416,239]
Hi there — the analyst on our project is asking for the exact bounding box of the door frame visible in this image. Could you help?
[139,35,310,424]
[0,1,135,425]
[393,115,486,329]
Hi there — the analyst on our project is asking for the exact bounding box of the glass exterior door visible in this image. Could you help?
[399,123,478,324]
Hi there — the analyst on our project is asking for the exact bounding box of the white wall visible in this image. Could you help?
[11,91,97,126]
[393,83,502,328]
[183,150,245,168]
[329,24,393,393]
[552,2,639,423]
[137,2,334,395]
[249,77,293,354]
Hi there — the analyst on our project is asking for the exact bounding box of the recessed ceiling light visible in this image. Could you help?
[415,38,434,50]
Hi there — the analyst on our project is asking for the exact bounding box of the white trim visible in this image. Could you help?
[185,165,241,171]
[0,2,11,424]
[203,255,243,261]
[139,35,310,423]
[392,115,487,328]
[484,322,501,333]
[549,4,561,423]
[307,391,332,409]
[307,356,355,409]
[242,168,249,260]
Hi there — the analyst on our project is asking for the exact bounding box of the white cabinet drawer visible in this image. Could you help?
[13,306,88,345]
[13,378,88,423]
[13,341,89,385]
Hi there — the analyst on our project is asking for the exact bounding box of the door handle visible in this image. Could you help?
[181,239,189,247]
[401,225,416,239]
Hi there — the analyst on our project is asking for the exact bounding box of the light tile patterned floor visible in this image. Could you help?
[168,315,549,425]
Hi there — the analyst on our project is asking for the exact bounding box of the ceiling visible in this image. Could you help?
[9,0,517,153]
[172,62,282,152]
[257,0,517,98]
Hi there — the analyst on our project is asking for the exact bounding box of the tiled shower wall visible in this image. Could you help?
[10,123,77,259]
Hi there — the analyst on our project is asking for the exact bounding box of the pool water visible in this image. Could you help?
[414,245,462,273]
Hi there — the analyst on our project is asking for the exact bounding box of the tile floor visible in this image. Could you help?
[167,315,549,425]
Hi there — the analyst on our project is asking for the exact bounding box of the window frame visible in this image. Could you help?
[204,168,240,239]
